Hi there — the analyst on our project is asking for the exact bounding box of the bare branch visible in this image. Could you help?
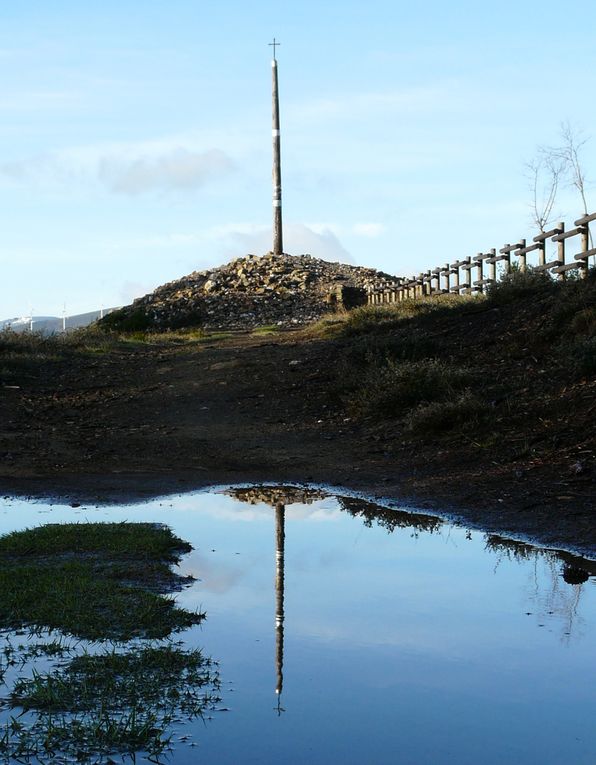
[525,150,564,232]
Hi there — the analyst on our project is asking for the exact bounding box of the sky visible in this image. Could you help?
[1,0,596,319]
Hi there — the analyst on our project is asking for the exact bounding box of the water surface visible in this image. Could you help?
[0,486,595,764]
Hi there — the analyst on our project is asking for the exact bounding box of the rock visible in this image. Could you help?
[103,251,400,331]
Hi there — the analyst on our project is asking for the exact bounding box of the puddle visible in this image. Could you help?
[0,485,595,764]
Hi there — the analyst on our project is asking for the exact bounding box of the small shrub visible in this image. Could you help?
[337,294,480,337]
[405,390,486,433]
[487,268,554,305]
[349,358,474,418]
[570,306,596,336]
[572,336,596,377]
[98,308,153,333]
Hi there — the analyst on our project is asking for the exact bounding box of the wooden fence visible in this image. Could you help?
[367,211,596,304]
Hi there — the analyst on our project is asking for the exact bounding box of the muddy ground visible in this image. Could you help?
[0,306,594,557]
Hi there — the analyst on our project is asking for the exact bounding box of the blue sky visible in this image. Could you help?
[1,0,596,318]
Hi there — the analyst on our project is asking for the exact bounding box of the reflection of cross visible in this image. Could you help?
[269,37,280,59]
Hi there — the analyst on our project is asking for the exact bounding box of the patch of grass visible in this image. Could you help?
[337,294,477,337]
[0,521,190,560]
[571,336,596,377]
[3,644,220,761]
[349,358,474,419]
[306,313,349,338]
[405,390,486,433]
[486,268,555,305]
[0,523,202,640]
[12,644,218,715]
[98,307,154,333]
[342,330,440,370]
[252,324,282,335]
[570,306,596,335]
[196,330,235,343]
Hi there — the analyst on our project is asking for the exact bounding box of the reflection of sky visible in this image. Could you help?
[0,489,595,765]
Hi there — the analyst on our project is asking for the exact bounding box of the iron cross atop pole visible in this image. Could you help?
[270,38,283,255]
[269,37,280,60]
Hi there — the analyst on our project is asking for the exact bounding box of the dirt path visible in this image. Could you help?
[1,328,594,558]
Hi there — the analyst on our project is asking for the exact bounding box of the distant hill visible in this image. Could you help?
[1,309,119,334]
[99,252,399,331]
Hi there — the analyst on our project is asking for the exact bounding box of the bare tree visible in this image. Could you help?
[555,121,590,218]
[525,148,565,232]
[526,123,593,263]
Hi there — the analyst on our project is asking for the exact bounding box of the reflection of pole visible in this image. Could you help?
[275,501,285,712]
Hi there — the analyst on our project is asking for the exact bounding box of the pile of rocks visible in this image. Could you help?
[106,252,400,331]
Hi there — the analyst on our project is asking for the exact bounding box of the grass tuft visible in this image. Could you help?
[349,358,474,419]
[3,644,220,760]
[0,522,202,640]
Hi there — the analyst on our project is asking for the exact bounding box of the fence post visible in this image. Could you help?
[501,244,511,275]
[443,263,450,293]
[418,274,425,299]
[556,222,565,281]
[464,257,472,293]
[488,248,496,284]
[579,225,589,279]
[517,239,527,272]
[450,262,460,293]
[538,239,546,267]
[474,253,483,293]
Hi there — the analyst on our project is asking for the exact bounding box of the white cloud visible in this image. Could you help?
[288,83,457,124]
[98,147,235,194]
[217,222,354,264]
[118,280,157,304]
[0,90,80,113]
[352,223,387,238]
[0,142,235,195]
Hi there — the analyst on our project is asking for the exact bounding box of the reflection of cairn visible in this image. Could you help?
[225,485,327,508]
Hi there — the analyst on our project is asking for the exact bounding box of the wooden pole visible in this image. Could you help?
[271,45,283,256]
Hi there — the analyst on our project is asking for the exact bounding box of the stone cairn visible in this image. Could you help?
[110,252,400,331]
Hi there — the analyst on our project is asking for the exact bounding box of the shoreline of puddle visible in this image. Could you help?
[2,480,595,571]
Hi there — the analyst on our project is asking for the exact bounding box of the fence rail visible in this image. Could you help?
[367,212,595,305]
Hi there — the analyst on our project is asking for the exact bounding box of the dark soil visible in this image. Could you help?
[0,278,594,557]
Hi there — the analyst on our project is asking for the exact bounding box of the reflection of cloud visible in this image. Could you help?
[98,148,235,194]
[179,550,243,595]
